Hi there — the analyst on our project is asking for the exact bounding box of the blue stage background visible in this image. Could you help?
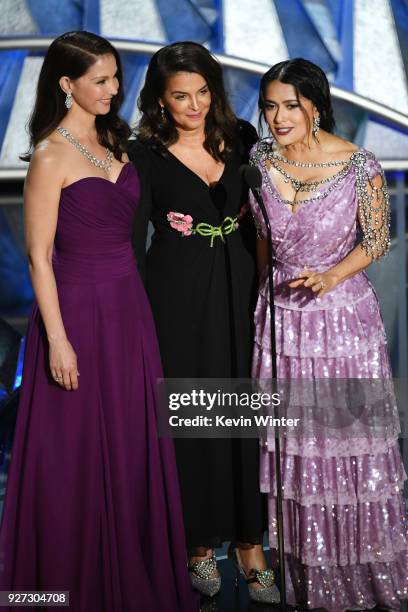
[0,0,407,374]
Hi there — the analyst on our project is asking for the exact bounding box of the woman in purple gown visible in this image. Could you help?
[0,31,197,612]
[249,58,408,611]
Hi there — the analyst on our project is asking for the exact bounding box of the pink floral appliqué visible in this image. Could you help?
[167,211,194,236]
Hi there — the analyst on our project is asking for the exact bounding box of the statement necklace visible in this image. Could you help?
[268,143,354,199]
[271,150,350,169]
[250,139,358,208]
[57,126,113,173]
[269,156,352,194]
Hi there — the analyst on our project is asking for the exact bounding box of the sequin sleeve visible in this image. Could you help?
[355,151,391,260]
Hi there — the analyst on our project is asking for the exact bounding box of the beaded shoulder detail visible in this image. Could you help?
[350,149,391,259]
[249,139,273,167]
[249,140,390,259]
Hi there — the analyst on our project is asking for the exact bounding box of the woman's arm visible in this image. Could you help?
[290,244,373,296]
[24,146,79,391]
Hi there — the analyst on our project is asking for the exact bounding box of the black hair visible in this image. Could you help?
[137,41,237,162]
[22,30,130,161]
[258,58,335,136]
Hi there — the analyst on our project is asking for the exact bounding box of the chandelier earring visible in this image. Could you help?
[312,114,320,138]
[65,92,73,109]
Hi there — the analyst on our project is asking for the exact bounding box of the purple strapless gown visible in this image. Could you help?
[0,163,198,612]
[249,144,408,611]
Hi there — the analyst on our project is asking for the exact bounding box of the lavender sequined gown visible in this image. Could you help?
[250,143,408,611]
[0,163,197,612]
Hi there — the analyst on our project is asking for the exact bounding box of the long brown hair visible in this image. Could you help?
[137,41,237,162]
[22,31,131,161]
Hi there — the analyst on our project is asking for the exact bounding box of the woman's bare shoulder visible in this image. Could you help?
[27,137,67,186]
[322,133,359,156]
[32,136,65,164]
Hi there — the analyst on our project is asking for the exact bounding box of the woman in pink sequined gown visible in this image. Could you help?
[249,59,408,611]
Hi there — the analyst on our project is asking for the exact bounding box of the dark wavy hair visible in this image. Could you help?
[258,58,335,137]
[137,41,237,162]
[21,31,130,161]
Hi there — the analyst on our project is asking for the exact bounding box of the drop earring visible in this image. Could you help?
[161,106,166,120]
[65,92,73,109]
[312,114,320,138]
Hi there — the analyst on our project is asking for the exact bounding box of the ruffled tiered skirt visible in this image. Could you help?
[253,278,408,611]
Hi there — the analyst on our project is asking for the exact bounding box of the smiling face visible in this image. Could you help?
[159,71,211,131]
[263,80,317,146]
[60,53,119,116]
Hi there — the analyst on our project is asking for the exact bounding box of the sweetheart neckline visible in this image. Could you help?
[61,162,132,192]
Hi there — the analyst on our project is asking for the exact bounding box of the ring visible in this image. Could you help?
[320,280,325,289]
[54,376,61,381]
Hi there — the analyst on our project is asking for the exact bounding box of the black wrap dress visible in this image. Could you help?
[129,121,267,551]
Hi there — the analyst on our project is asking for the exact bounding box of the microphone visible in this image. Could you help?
[240,164,263,191]
[240,164,275,311]
[240,165,272,263]
[240,162,287,609]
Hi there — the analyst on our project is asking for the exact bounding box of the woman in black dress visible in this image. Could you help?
[129,42,279,604]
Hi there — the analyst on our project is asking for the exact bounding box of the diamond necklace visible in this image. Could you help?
[271,150,350,168]
[269,156,353,194]
[57,126,113,173]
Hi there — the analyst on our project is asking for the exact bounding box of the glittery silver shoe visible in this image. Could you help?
[228,544,280,605]
[188,554,221,597]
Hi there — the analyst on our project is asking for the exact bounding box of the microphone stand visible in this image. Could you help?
[250,184,287,610]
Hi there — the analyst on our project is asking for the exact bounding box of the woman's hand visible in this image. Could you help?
[288,269,340,298]
[49,337,79,391]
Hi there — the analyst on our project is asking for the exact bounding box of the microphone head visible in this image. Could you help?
[240,164,262,190]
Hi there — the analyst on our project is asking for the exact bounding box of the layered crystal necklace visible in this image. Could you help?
[268,146,354,199]
[270,148,351,193]
[271,149,350,169]
[57,126,113,173]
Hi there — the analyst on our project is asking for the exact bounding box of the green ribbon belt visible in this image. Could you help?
[192,216,238,248]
